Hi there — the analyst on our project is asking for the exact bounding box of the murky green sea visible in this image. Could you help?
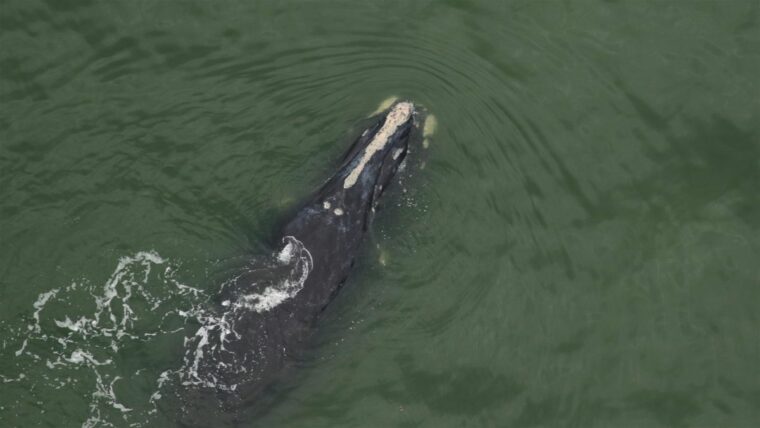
[2,1,759,427]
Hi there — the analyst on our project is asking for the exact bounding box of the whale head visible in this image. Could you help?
[341,101,416,189]
[279,100,422,306]
[273,101,420,306]
[283,101,421,237]
[326,101,420,224]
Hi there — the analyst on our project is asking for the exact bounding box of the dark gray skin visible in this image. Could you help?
[178,102,422,425]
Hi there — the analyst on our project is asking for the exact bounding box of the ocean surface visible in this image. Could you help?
[1,1,759,427]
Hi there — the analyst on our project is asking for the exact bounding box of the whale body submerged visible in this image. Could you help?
[178,101,424,424]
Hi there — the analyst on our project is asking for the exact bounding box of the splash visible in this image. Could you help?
[241,236,313,312]
[179,236,313,391]
[3,237,315,426]
[3,251,204,427]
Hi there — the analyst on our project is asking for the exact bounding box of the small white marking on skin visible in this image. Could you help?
[423,114,437,137]
[334,208,344,216]
[344,102,413,189]
[323,201,331,210]
[392,148,403,160]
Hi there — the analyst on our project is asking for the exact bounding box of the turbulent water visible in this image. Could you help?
[1,1,759,427]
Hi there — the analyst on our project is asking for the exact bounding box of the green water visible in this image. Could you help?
[1,1,759,427]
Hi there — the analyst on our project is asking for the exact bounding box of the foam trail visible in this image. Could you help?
[5,250,204,427]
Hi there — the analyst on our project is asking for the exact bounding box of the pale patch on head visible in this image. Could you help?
[323,201,331,210]
[334,208,344,216]
[423,114,437,137]
[422,138,430,149]
[370,96,399,116]
[343,102,414,189]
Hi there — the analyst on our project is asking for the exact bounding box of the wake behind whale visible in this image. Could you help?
[178,101,429,424]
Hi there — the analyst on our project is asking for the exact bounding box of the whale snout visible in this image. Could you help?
[341,101,416,190]
[296,100,423,231]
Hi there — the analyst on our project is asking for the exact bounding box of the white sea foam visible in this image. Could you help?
[178,236,313,392]
[9,240,316,426]
[7,250,196,427]
[32,289,58,331]
[277,239,295,264]
[241,236,313,313]
[54,316,91,332]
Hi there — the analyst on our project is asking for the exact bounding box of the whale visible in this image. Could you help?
[178,101,425,425]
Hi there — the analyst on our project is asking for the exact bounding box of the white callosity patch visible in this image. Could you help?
[334,208,344,216]
[423,113,437,137]
[422,113,437,149]
[343,102,414,189]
